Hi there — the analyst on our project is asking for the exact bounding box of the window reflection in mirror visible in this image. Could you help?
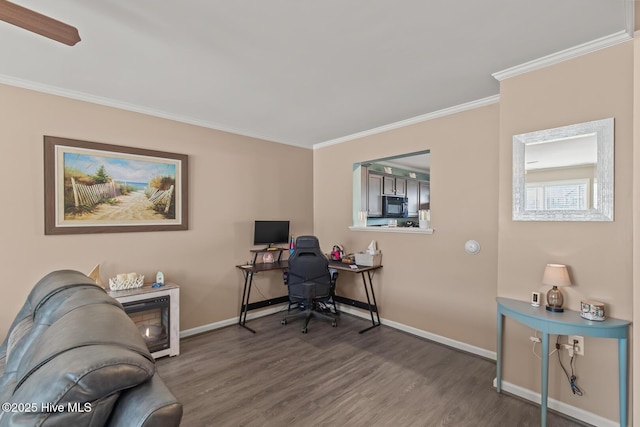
[524,133,597,211]
[352,150,430,228]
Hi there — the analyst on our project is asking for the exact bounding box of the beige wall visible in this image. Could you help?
[498,41,633,422]
[0,83,314,337]
[313,104,500,351]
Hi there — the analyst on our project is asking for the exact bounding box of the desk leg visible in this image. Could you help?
[496,311,503,393]
[238,271,256,333]
[541,332,549,427]
[619,337,628,427]
[358,271,381,334]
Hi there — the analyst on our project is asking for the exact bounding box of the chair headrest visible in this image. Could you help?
[295,235,320,249]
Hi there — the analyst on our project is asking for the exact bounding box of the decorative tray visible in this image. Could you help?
[109,274,144,291]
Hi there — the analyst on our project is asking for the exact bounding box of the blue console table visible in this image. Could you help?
[496,297,630,427]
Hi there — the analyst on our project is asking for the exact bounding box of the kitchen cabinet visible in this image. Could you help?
[367,174,383,217]
[383,176,406,196]
[407,179,429,217]
[406,179,419,217]
[369,172,424,217]
[419,180,430,210]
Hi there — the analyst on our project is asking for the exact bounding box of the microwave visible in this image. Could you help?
[382,196,408,218]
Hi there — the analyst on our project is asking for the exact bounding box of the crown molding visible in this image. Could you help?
[492,30,632,82]
[0,74,305,146]
[313,95,500,150]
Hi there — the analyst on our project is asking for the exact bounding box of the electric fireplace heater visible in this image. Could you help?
[109,283,180,359]
[121,296,170,354]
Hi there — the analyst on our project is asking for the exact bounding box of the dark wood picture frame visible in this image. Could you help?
[44,136,188,235]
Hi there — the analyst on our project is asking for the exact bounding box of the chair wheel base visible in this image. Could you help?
[281,319,287,325]
[301,328,308,334]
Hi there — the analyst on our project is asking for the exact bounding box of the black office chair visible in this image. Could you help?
[282,235,337,333]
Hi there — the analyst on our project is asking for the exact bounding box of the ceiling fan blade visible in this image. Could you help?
[0,0,80,46]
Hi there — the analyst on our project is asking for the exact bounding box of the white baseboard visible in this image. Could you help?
[179,306,614,426]
[339,305,497,360]
[492,378,617,427]
[180,305,286,338]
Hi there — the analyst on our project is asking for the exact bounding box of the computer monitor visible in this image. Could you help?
[253,220,290,248]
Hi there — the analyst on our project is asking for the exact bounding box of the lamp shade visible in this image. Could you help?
[542,264,571,287]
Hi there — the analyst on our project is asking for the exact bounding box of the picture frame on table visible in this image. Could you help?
[44,136,188,235]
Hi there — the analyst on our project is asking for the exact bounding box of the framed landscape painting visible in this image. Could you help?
[44,136,188,235]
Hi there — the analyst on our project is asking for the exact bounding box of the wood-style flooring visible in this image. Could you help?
[156,311,588,427]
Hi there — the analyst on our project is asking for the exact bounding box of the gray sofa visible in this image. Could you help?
[0,270,182,426]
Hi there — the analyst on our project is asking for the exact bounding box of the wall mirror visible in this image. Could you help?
[512,118,613,221]
[352,151,430,229]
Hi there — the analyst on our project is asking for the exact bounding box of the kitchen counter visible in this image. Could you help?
[348,225,433,234]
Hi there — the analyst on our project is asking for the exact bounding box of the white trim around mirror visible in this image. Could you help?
[512,118,614,222]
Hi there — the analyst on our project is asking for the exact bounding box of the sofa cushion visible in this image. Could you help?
[6,316,34,362]
[1,317,44,382]
[0,270,182,427]
[1,286,123,406]
[0,298,33,363]
[34,285,121,327]
[1,346,152,426]
[0,302,156,426]
[108,375,183,427]
[16,303,153,388]
[0,316,36,406]
[28,270,100,315]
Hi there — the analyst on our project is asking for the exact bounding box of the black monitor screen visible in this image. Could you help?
[253,220,290,247]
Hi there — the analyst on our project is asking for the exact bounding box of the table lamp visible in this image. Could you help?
[542,263,571,312]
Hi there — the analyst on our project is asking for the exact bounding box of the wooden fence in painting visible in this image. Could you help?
[145,185,174,214]
[70,177,118,208]
[70,177,173,214]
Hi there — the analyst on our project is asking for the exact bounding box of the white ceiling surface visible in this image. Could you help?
[0,1,630,148]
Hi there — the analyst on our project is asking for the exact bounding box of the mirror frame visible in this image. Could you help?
[512,118,614,222]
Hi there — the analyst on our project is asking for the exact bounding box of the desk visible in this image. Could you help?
[496,297,630,427]
[236,261,382,334]
[329,262,382,333]
[237,261,290,333]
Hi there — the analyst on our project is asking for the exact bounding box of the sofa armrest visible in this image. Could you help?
[108,375,182,427]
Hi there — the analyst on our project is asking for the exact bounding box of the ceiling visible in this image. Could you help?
[0,1,632,149]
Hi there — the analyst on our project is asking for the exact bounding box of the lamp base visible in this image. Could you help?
[545,305,564,313]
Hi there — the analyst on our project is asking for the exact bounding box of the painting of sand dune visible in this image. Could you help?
[44,136,188,235]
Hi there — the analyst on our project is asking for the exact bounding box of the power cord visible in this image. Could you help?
[556,336,583,396]
[250,277,269,301]
[530,330,557,360]
[251,273,295,313]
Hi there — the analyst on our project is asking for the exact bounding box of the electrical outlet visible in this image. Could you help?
[568,335,584,356]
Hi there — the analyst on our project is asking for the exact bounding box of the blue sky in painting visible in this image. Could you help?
[64,152,176,184]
